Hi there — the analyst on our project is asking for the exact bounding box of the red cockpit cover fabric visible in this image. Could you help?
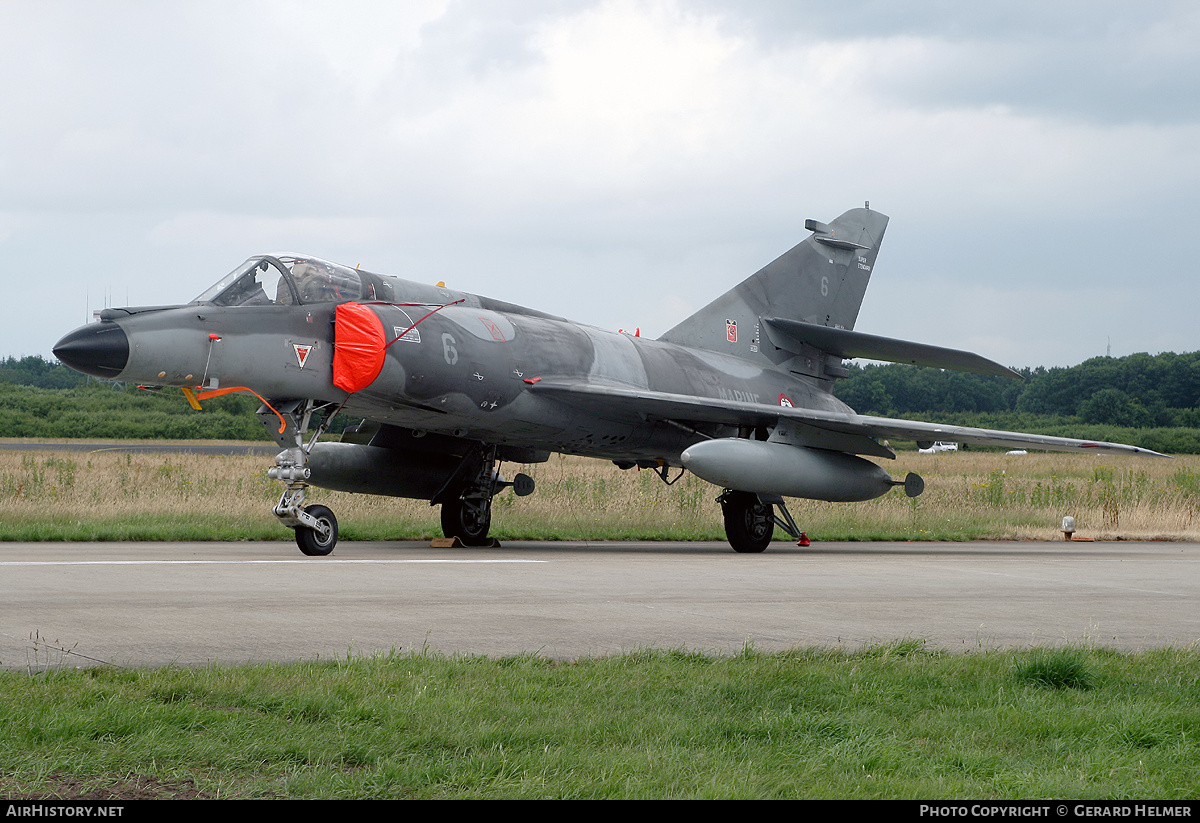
[333,302,386,393]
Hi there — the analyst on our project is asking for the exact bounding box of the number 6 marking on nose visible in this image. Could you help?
[442,333,458,365]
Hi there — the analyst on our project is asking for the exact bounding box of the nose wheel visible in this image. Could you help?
[295,504,338,556]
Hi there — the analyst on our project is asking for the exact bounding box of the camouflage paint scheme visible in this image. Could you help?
[54,207,1164,554]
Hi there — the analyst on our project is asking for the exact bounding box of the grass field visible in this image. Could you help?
[3,644,1199,799]
[1,444,1199,542]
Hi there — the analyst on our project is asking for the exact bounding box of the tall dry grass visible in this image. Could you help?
[1,444,1198,541]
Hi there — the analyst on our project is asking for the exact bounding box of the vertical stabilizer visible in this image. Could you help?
[658,207,888,362]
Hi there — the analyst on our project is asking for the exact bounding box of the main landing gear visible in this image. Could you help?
[717,489,807,553]
[434,444,534,546]
[440,493,493,546]
[717,472,923,553]
[718,490,774,553]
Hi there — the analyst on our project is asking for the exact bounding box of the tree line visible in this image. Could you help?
[833,351,1200,427]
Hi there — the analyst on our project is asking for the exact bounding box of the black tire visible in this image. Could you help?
[296,504,338,556]
[721,491,773,553]
[441,495,492,546]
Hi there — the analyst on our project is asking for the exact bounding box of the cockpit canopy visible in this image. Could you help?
[192,255,395,307]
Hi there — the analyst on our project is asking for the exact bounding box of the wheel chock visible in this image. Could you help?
[429,537,502,548]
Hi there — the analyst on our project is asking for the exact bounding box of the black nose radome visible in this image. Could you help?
[53,322,129,379]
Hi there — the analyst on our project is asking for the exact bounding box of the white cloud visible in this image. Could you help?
[146,212,394,252]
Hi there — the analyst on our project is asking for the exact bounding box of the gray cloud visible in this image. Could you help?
[3,0,1199,369]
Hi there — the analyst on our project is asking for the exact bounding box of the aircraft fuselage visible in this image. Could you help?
[72,294,850,466]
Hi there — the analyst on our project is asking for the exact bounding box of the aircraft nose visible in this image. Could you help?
[53,322,130,378]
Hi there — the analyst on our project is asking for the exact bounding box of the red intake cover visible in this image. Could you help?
[332,302,386,393]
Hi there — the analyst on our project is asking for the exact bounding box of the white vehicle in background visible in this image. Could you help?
[919,441,959,454]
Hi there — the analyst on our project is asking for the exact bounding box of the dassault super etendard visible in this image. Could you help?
[54,206,1165,555]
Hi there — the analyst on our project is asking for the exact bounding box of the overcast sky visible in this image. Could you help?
[4,0,1199,369]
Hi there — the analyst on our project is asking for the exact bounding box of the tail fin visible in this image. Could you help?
[658,206,888,360]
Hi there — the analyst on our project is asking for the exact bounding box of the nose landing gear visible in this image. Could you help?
[263,399,344,556]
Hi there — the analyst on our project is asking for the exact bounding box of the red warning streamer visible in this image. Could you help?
[197,385,288,433]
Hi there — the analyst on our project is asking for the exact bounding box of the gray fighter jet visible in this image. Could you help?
[53,206,1165,555]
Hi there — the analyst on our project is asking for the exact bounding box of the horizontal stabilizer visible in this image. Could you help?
[762,317,1021,379]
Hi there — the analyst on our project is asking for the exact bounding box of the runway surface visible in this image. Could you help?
[2,539,1197,669]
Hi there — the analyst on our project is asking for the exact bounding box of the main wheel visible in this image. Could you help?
[721,491,773,553]
[441,495,492,546]
[296,504,338,556]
